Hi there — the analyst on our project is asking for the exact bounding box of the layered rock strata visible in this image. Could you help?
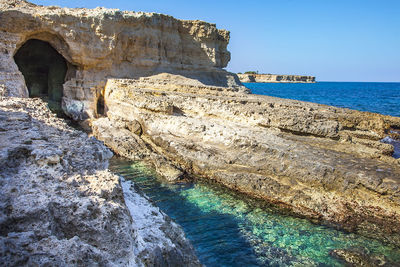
[238,73,316,83]
[92,75,400,247]
[0,0,244,120]
[0,97,201,266]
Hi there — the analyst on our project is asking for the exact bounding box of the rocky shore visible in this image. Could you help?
[238,73,316,83]
[0,97,201,266]
[93,75,400,247]
[1,1,400,263]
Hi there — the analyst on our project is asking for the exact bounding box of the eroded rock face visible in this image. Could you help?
[92,75,400,247]
[0,0,244,119]
[238,73,316,83]
[0,97,201,266]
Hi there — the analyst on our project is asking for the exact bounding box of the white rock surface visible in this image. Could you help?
[0,97,201,266]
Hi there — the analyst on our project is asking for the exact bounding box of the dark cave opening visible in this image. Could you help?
[14,39,68,114]
[97,94,105,117]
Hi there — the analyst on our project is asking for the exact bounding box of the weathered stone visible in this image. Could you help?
[0,0,245,120]
[127,119,143,136]
[0,97,201,266]
[92,117,184,182]
[95,76,400,247]
[2,0,400,256]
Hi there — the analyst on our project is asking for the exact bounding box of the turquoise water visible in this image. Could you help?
[110,159,400,267]
[245,82,400,117]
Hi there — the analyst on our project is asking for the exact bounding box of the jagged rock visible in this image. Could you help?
[127,120,143,136]
[238,73,316,83]
[0,97,201,266]
[92,117,184,182]
[94,75,400,247]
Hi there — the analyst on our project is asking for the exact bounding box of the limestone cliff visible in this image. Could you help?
[238,73,316,83]
[0,0,245,120]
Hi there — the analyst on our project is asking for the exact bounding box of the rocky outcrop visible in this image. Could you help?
[238,73,315,83]
[92,74,400,247]
[2,0,400,255]
[0,97,201,266]
[0,0,245,120]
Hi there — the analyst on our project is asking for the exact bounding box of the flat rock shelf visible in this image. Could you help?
[110,157,400,267]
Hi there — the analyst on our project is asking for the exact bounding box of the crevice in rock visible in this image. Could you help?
[96,94,105,117]
[278,127,340,140]
[341,126,357,131]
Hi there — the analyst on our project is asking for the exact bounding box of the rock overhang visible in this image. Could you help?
[0,0,239,119]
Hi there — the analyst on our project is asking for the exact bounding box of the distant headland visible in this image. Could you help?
[238,72,315,83]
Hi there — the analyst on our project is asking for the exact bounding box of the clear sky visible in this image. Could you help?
[30,0,400,82]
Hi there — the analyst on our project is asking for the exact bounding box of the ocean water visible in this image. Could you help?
[246,81,400,159]
[245,82,400,117]
[110,159,400,267]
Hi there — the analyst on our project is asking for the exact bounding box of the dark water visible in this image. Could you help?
[110,159,400,267]
[245,82,400,117]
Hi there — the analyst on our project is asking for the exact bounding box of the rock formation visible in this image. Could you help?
[238,73,316,83]
[1,0,400,258]
[92,75,400,247]
[0,0,245,121]
[0,97,201,266]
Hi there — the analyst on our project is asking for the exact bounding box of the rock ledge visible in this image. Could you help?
[0,97,201,266]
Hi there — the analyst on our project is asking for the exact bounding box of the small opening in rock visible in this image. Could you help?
[173,106,185,116]
[97,94,105,117]
[14,39,67,115]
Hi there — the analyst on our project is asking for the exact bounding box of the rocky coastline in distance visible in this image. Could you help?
[238,73,316,83]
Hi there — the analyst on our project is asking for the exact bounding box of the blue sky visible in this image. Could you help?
[31,0,400,82]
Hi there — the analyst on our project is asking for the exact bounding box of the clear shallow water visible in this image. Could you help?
[245,82,400,117]
[110,159,400,267]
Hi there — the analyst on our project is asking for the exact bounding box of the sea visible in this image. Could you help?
[111,82,400,267]
[246,81,400,159]
[245,82,400,117]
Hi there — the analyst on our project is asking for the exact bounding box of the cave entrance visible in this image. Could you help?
[14,39,68,114]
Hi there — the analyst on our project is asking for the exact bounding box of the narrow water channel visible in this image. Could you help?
[110,157,400,267]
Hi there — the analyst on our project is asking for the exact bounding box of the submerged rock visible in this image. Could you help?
[329,248,398,267]
[0,97,201,266]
